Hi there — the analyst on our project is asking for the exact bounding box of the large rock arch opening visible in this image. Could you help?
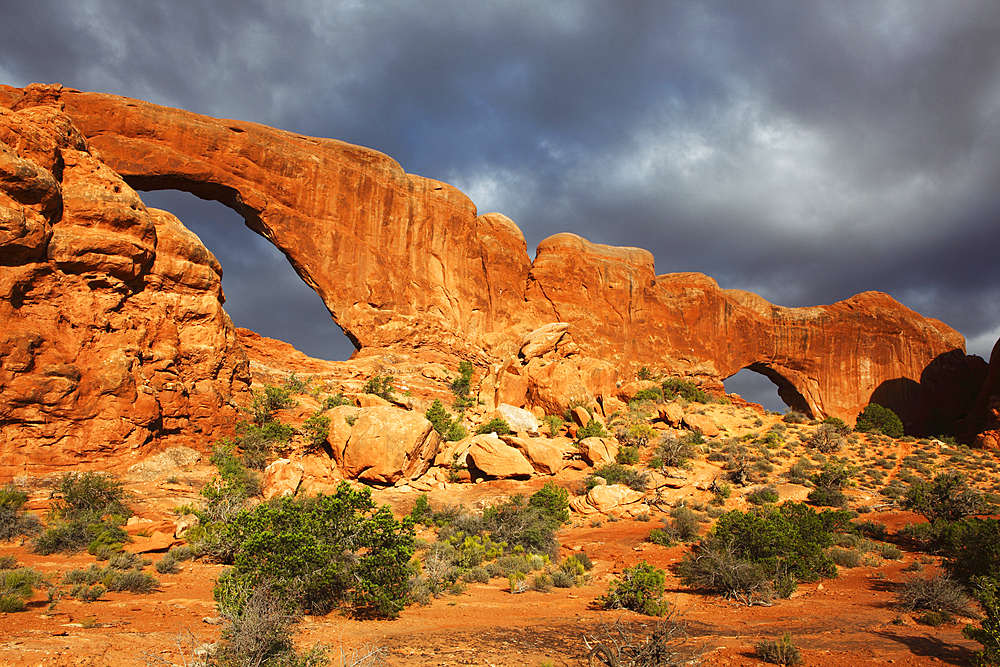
[140,189,358,361]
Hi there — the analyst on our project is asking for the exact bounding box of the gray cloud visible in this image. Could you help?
[2,1,997,408]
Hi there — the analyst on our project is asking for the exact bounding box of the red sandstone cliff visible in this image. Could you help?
[0,84,988,464]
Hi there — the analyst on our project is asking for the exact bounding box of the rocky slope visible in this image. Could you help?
[0,83,993,471]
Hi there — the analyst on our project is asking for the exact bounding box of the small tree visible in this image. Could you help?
[965,579,1000,667]
[905,472,991,523]
[598,561,670,616]
[855,403,904,438]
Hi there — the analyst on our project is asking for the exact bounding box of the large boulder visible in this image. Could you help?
[341,406,440,484]
[496,403,539,435]
[466,434,534,478]
[502,435,573,475]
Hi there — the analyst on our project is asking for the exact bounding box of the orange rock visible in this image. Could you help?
[465,435,534,479]
[683,413,721,437]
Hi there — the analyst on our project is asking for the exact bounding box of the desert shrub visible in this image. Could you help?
[631,388,664,403]
[527,482,570,527]
[475,418,511,436]
[679,502,848,601]
[0,567,46,613]
[576,420,608,440]
[647,528,674,546]
[807,487,847,508]
[615,423,658,449]
[782,410,808,425]
[829,547,862,568]
[362,374,395,401]
[755,632,802,665]
[821,416,851,434]
[33,473,132,556]
[855,403,904,438]
[216,482,414,619]
[661,378,708,403]
[616,445,640,465]
[531,572,552,592]
[785,457,813,484]
[896,574,975,617]
[155,552,181,575]
[965,579,1000,667]
[598,561,670,616]
[213,579,331,667]
[746,487,780,505]
[711,482,732,506]
[656,434,697,468]
[880,542,903,560]
[667,507,702,541]
[425,400,455,437]
[551,569,575,588]
[0,484,41,541]
[481,487,567,555]
[106,569,159,593]
[282,372,311,394]
[905,471,991,523]
[301,412,331,453]
[585,463,649,493]
[248,384,296,427]
[200,444,262,511]
[943,518,1000,583]
[806,424,844,453]
[542,414,564,436]
[323,392,352,409]
[451,361,475,410]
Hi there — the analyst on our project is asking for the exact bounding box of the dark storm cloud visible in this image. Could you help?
[2,1,997,382]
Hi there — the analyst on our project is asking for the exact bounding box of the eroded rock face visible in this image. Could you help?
[0,91,249,471]
[0,83,985,446]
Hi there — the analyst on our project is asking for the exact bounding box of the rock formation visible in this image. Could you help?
[0,90,249,470]
[0,83,989,468]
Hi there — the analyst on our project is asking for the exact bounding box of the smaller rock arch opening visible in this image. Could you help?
[724,364,811,416]
[140,189,357,361]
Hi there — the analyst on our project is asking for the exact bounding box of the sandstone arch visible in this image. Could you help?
[0,83,983,431]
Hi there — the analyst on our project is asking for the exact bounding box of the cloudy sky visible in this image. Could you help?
[2,1,998,408]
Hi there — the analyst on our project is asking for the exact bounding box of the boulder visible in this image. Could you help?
[501,435,573,475]
[466,434,535,478]
[658,403,684,427]
[496,403,539,435]
[578,437,618,466]
[263,458,304,499]
[341,406,440,484]
[683,413,720,437]
[586,484,646,513]
[618,380,661,402]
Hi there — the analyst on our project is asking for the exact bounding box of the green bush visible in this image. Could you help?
[301,412,331,453]
[585,463,649,492]
[755,632,802,665]
[248,384,296,427]
[0,484,40,541]
[631,388,664,403]
[647,528,675,547]
[426,399,455,437]
[679,503,848,602]
[362,374,395,401]
[905,472,991,523]
[475,418,511,436]
[944,518,1000,583]
[323,392,351,409]
[542,414,564,436]
[746,487,780,505]
[616,445,640,465]
[216,482,414,619]
[0,567,46,613]
[598,561,669,616]
[527,482,570,528]
[282,372,311,394]
[965,579,1000,667]
[576,420,608,440]
[661,378,709,403]
[855,403,904,438]
[33,473,132,556]
[451,361,475,410]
